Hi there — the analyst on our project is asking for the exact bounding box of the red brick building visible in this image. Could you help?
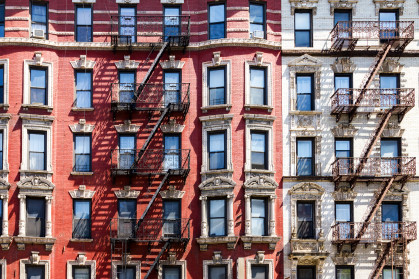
[0,0,282,278]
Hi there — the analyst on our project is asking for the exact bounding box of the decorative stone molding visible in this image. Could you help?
[161,119,185,133]
[67,253,96,279]
[160,55,185,69]
[20,252,50,279]
[288,55,322,112]
[199,114,234,181]
[111,260,141,279]
[379,58,404,73]
[330,58,356,73]
[114,120,140,134]
[289,0,319,15]
[0,259,5,278]
[0,59,9,110]
[244,53,273,111]
[69,119,95,133]
[0,182,11,250]
[331,124,358,137]
[114,186,140,199]
[160,185,185,199]
[332,253,356,265]
[332,188,357,201]
[373,0,405,15]
[115,0,139,3]
[70,55,96,70]
[199,177,236,194]
[244,176,278,191]
[328,0,358,15]
[17,177,55,191]
[158,253,186,279]
[161,0,184,3]
[201,52,232,112]
[245,252,274,279]
[69,185,96,199]
[73,0,96,3]
[114,55,139,70]
[23,52,53,110]
[0,114,11,181]
[203,252,233,279]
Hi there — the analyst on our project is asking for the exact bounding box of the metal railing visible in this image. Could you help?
[332,157,416,178]
[110,218,190,242]
[110,148,191,174]
[110,15,190,46]
[110,83,190,111]
[331,88,415,114]
[332,221,417,243]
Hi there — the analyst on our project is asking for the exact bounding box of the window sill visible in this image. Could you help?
[196,236,238,251]
[14,236,56,251]
[244,169,275,174]
[201,169,233,176]
[244,104,273,112]
[71,171,94,176]
[201,104,232,113]
[19,169,53,174]
[22,104,53,112]
[70,238,94,243]
[0,104,9,111]
[0,236,12,250]
[71,107,94,112]
[241,235,281,250]
[289,110,322,115]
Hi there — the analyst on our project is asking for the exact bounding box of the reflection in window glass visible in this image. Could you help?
[209,4,225,39]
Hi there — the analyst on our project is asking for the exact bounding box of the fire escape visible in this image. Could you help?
[329,20,417,278]
[109,15,191,279]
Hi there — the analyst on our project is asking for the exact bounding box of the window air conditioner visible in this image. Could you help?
[32,29,45,39]
[252,30,264,39]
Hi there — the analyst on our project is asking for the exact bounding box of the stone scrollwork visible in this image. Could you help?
[289,0,319,15]
[331,123,358,137]
[114,186,140,199]
[332,188,357,201]
[161,119,185,133]
[331,57,356,73]
[69,119,95,133]
[69,185,96,199]
[328,0,358,15]
[373,0,405,15]
[160,55,185,69]
[160,185,185,199]
[70,55,96,70]
[114,120,140,134]
[114,55,139,70]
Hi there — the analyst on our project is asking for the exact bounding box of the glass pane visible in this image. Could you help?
[209,266,226,279]
[209,152,225,170]
[30,152,44,170]
[298,267,314,279]
[31,69,46,88]
[0,5,4,22]
[74,267,90,279]
[209,23,225,39]
[250,4,264,24]
[336,267,352,279]
[297,158,312,175]
[250,23,264,35]
[30,133,45,152]
[334,11,351,26]
[164,267,181,279]
[209,133,225,152]
[295,31,311,47]
[250,68,265,87]
[76,90,91,108]
[120,7,135,17]
[163,201,180,220]
[30,88,46,104]
[336,140,350,152]
[165,136,180,150]
[251,152,265,168]
[117,266,135,279]
[381,140,399,157]
[76,72,92,90]
[31,23,47,33]
[383,269,401,279]
[77,26,92,42]
[0,24,4,38]
[209,68,225,88]
[209,4,225,23]
[251,218,265,236]
[297,140,312,157]
[209,218,225,236]
[336,204,351,222]
[118,200,136,218]
[77,7,91,25]
[209,199,225,218]
[209,88,225,105]
[250,88,264,105]
[0,200,2,221]
[164,7,180,24]
[382,204,400,222]
[75,136,90,153]
[298,203,313,221]
[32,4,47,23]
[0,67,3,86]
[27,266,44,279]
[379,12,397,22]
[27,199,45,218]
[297,94,311,111]
[120,136,135,150]
[297,76,312,93]
[75,155,90,171]
[120,72,135,84]
[251,199,266,217]
[74,200,91,219]
[164,72,180,84]
[251,133,265,153]
[251,266,267,279]
[295,12,310,29]
[380,76,398,89]
[335,76,351,90]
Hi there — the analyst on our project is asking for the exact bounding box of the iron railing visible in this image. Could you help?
[110,15,190,46]
[110,218,191,242]
[110,148,191,174]
[331,88,415,114]
[332,157,416,179]
[110,83,190,111]
[332,221,417,243]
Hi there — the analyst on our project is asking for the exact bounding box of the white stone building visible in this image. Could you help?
[281,0,419,278]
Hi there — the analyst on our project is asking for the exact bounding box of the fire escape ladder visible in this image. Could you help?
[111,239,130,274]
[369,242,393,279]
[144,241,171,279]
[349,42,393,122]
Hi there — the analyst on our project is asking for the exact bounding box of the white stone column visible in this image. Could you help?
[269,195,276,237]
[1,195,7,236]
[45,196,52,237]
[227,194,234,236]
[244,194,251,236]
[18,194,26,236]
[200,196,208,237]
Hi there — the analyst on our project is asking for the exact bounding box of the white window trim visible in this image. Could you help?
[244,52,273,111]
[72,0,96,3]
[20,252,50,279]
[0,114,11,177]
[201,52,232,112]
[158,253,186,279]
[67,253,96,279]
[115,0,139,3]
[0,59,10,110]
[203,252,233,279]
[70,120,95,175]
[111,261,141,279]
[0,259,5,278]
[161,0,184,3]
[245,252,274,279]
[0,192,9,237]
[23,53,54,110]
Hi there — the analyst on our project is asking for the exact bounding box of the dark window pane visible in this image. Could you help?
[27,265,45,279]
[73,266,90,279]
[209,133,225,170]
[118,200,136,238]
[117,266,135,279]
[251,199,266,236]
[295,31,311,47]
[334,11,351,26]
[252,265,267,279]
[297,203,314,239]
[163,266,181,279]
[297,266,315,279]
[74,135,91,172]
[209,265,226,279]
[296,75,312,111]
[209,4,225,39]
[26,198,45,237]
[29,132,45,170]
[32,4,47,23]
[119,7,136,43]
[73,200,91,239]
[163,200,180,236]
[0,4,4,37]
[336,267,352,279]
[251,132,267,169]
[76,72,92,108]
[209,68,225,105]
[209,199,226,236]
[30,69,47,105]
[295,11,311,47]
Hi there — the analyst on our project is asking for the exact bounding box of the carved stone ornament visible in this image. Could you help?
[289,182,324,197]
[114,186,140,199]
[381,126,404,138]
[379,58,403,73]
[289,0,319,15]
[69,185,96,199]
[288,54,322,71]
[244,176,278,190]
[160,55,185,69]
[69,119,95,133]
[17,177,55,191]
[0,179,10,189]
[332,188,357,201]
[254,52,264,66]
[116,0,139,3]
[33,52,43,66]
[212,251,223,264]
[30,251,40,264]
[161,0,184,3]
[255,251,265,264]
[212,52,222,66]
[167,252,177,265]
[199,177,236,192]
[331,123,358,137]
[331,57,356,73]
[70,55,96,70]
[77,253,87,265]
[114,120,140,133]
[161,119,185,133]
[332,252,356,265]
[373,0,405,15]
[114,55,139,70]
[160,185,185,199]
[328,0,358,15]
[72,0,96,3]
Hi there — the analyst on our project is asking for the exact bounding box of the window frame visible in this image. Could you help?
[72,265,91,279]
[335,201,353,222]
[296,138,315,176]
[208,265,227,279]
[72,199,92,239]
[208,131,227,170]
[333,9,352,27]
[249,2,266,39]
[118,5,137,43]
[29,66,48,106]
[250,264,268,279]
[297,265,316,279]
[0,65,4,104]
[296,73,314,111]
[335,265,354,279]
[30,1,48,39]
[249,67,267,106]
[74,70,93,108]
[294,10,312,47]
[251,197,268,236]
[116,265,136,279]
[208,66,227,106]
[335,138,353,158]
[162,265,181,279]
[297,201,315,239]
[75,4,93,42]
[208,2,226,40]
[208,198,227,237]
[26,197,46,238]
[0,3,4,37]
[28,130,47,171]
[250,131,268,170]
[73,134,92,172]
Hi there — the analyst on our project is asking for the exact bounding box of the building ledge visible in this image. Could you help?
[14,236,56,251]
[22,104,53,112]
[71,107,94,112]
[71,172,94,176]
[0,104,9,111]
[201,104,232,113]
[70,238,94,243]
[290,238,326,254]
[196,236,238,251]
[244,104,273,112]
[289,110,322,115]
[241,235,281,250]
[0,236,12,250]
[200,169,234,176]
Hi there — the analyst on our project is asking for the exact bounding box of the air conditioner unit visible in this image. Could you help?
[252,30,264,39]
[32,29,45,39]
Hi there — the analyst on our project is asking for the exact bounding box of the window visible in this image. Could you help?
[297,201,314,239]
[335,138,352,174]
[208,265,226,279]
[208,132,226,170]
[379,10,399,40]
[74,135,91,172]
[251,265,268,279]
[164,134,181,171]
[334,10,351,38]
[251,198,267,236]
[381,138,400,176]
[73,266,91,279]
[26,265,45,279]
[117,266,135,279]
[0,3,4,37]
[335,202,353,239]
[119,6,136,44]
[75,5,92,42]
[73,199,91,239]
[294,10,312,47]
[163,200,180,237]
[163,6,181,43]
[31,2,48,39]
[75,71,92,108]
[249,3,265,38]
[0,66,3,103]
[297,266,315,279]
[251,132,267,169]
[26,198,45,237]
[118,199,136,238]
[118,71,136,103]
[30,68,47,105]
[119,135,135,169]
[163,266,181,279]
[336,266,354,279]
[296,74,313,111]
[0,131,3,170]
[334,74,352,105]
[380,74,399,107]
[297,138,314,176]
[29,131,46,170]
[0,199,2,232]
[163,71,181,106]
[382,267,402,279]
[208,199,226,236]
[382,202,401,240]
[250,68,267,105]
[208,3,225,39]
[208,67,226,106]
